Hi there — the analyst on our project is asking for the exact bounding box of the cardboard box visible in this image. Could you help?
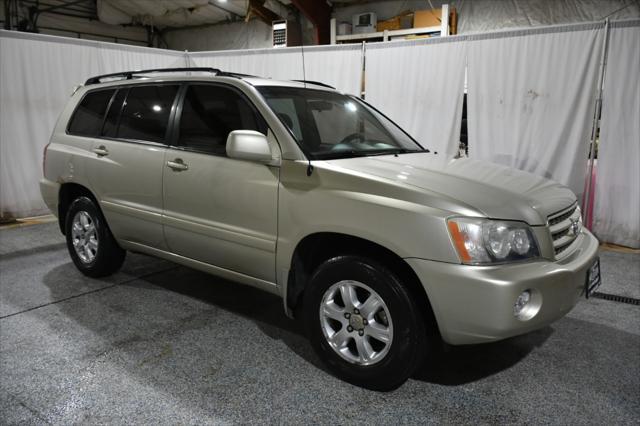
[414,9,441,28]
[377,17,401,31]
[378,10,414,32]
[404,34,431,40]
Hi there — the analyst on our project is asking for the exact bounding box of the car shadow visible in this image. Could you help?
[128,263,327,372]
[413,326,553,385]
[42,257,552,389]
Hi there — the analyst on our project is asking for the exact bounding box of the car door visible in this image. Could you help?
[162,83,280,282]
[87,84,179,250]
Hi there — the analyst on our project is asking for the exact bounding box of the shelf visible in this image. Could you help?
[330,4,450,44]
[335,26,442,42]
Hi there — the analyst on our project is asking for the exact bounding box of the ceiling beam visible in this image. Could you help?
[290,0,331,44]
[247,0,281,25]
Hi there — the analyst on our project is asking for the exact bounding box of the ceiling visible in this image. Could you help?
[12,0,299,29]
[97,0,290,27]
[13,0,293,28]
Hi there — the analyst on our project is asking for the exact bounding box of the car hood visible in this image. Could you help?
[325,153,576,226]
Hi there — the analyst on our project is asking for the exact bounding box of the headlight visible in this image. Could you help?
[447,218,540,265]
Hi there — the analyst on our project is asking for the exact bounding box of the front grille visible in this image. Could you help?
[548,203,581,257]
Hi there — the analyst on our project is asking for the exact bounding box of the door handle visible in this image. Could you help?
[167,159,189,171]
[92,146,109,156]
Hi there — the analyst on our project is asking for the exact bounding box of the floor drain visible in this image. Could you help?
[591,292,640,305]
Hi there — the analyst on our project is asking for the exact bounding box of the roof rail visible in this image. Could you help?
[292,80,336,89]
[84,67,223,85]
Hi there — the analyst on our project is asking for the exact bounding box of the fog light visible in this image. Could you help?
[514,290,531,317]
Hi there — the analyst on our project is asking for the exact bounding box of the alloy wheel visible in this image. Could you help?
[71,211,99,263]
[319,280,393,366]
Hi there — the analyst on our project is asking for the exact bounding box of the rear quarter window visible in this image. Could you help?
[67,89,116,136]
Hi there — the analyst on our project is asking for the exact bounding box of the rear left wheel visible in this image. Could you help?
[65,196,125,277]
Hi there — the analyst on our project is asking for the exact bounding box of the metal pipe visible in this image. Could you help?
[582,18,610,229]
[4,0,10,29]
[360,41,366,99]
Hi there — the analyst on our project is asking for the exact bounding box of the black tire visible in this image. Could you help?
[65,196,125,277]
[303,256,430,391]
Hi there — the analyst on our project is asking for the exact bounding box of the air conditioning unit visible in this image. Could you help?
[272,20,301,48]
[352,12,377,34]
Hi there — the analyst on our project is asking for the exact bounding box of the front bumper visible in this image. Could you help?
[406,229,599,345]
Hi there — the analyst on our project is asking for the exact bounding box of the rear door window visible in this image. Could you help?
[178,84,267,155]
[102,89,127,138]
[67,89,115,136]
[116,85,179,143]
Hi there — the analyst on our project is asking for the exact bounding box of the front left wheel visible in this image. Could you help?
[302,255,431,391]
[65,196,125,277]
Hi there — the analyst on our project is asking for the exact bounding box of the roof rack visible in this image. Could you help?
[292,80,336,89]
[84,67,253,85]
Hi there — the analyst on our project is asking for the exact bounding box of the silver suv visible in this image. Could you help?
[40,68,600,390]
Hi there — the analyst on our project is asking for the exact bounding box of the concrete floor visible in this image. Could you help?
[1,222,638,424]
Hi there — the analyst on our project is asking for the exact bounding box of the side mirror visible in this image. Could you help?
[226,130,273,163]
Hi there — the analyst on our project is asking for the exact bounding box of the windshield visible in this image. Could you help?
[257,86,425,160]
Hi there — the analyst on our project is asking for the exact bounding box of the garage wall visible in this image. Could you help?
[162,13,316,52]
[0,30,185,219]
[163,19,273,52]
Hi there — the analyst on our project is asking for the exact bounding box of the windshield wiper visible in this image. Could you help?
[314,150,372,160]
[368,148,426,156]
[315,148,426,160]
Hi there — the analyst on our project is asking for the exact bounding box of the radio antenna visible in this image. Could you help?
[301,44,307,88]
[298,14,307,88]
[297,13,313,176]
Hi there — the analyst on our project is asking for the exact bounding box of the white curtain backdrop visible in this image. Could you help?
[299,44,362,95]
[190,43,362,95]
[365,39,467,155]
[592,22,640,248]
[190,47,304,81]
[0,30,184,218]
[467,24,604,199]
[1,21,636,237]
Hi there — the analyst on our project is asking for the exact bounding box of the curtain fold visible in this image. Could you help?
[592,23,640,248]
[466,27,603,198]
[365,39,468,155]
[0,31,183,218]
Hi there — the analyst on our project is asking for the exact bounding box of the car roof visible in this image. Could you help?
[81,68,338,92]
